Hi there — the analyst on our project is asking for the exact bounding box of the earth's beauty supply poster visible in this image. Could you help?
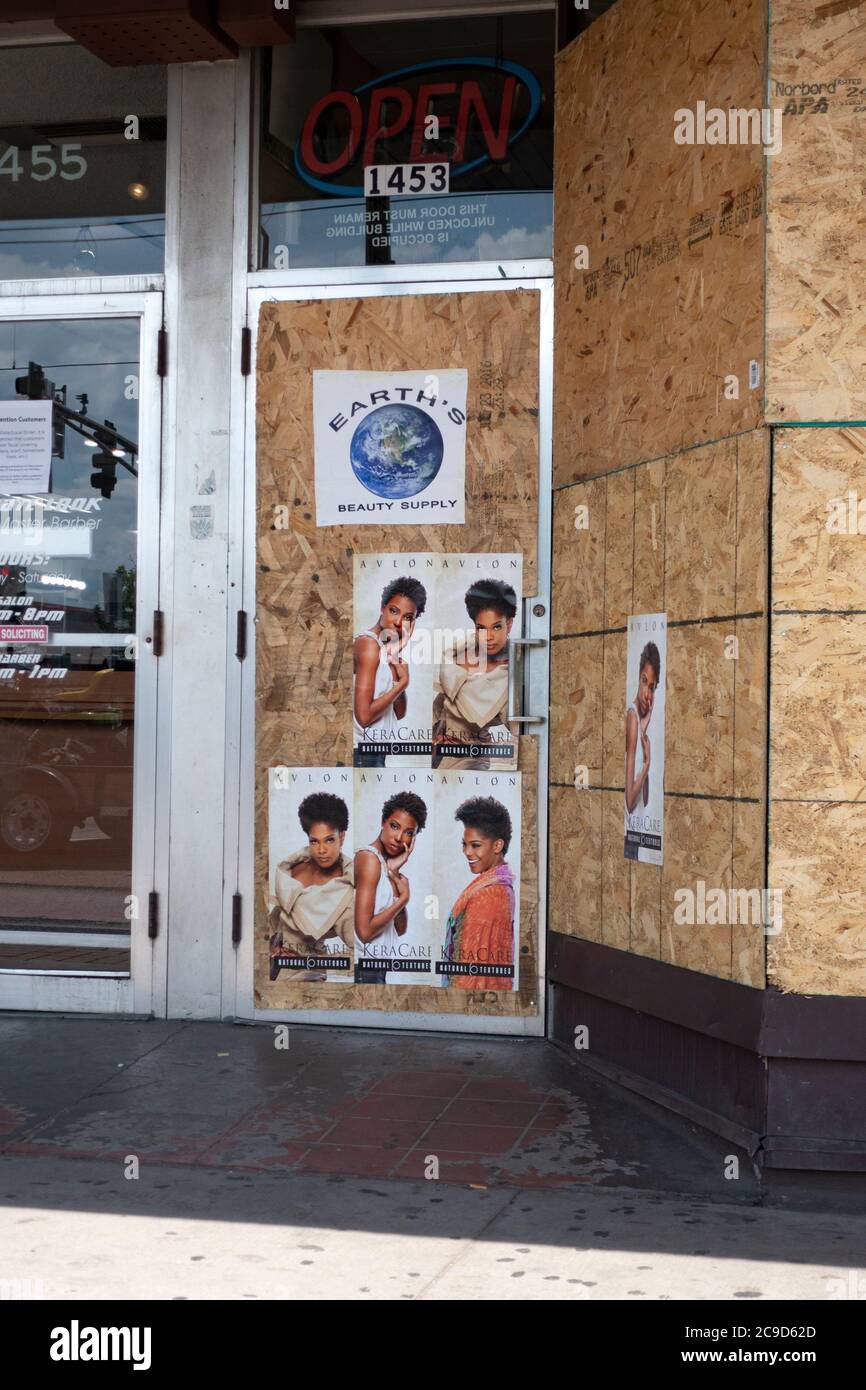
[313,369,467,525]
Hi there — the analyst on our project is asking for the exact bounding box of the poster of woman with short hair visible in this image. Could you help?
[624,613,667,865]
[352,551,522,769]
[431,554,522,770]
[353,553,435,766]
[434,770,522,991]
[353,768,437,985]
[267,767,355,983]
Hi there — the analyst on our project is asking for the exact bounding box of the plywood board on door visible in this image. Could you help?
[255,289,541,1015]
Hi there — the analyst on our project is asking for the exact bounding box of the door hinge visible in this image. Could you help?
[148,891,159,940]
[157,327,168,378]
[152,609,165,657]
[235,609,247,662]
[232,892,242,945]
[240,326,251,376]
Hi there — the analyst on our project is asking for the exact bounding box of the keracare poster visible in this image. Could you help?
[432,553,521,771]
[353,553,436,764]
[267,767,355,983]
[313,369,467,525]
[353,768,437,986]
[623,613,667,866]
[352,551,522,769]
[354,768,521,990]
[433,769,521,992]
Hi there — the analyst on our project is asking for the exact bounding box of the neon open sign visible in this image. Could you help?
[295,57,542,197]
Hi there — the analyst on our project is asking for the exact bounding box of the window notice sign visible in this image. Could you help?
[0,401,52,493]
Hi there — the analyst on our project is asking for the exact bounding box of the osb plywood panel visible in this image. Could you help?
[550,635,603,786]
[767,0,866,422]
[769,800,866,996]
[773,426,866,611]
[734,617,768,802]
[256,290,540,1016]
[550,432,769,984]
[552,479,606,635]
[630,859,662,960]
[661,795,736,978]
[732,800,767,989]
[601,789,630,951]
[633,460,666,613]
[600,630,628,787]
[554,0,765,483]
[665,439,738,621]
[255,739,540,1016]
[736,429,770,613]
[603,468,635,629]
[665,623,735,798]
[770,612,866,801]
[549,786,602,941]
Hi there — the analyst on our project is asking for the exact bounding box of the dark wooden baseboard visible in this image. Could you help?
[548,933,866,1172]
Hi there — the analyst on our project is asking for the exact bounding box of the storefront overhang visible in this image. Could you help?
[0,0,296,64]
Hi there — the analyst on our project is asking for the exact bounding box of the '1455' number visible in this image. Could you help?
[0,143,88,181]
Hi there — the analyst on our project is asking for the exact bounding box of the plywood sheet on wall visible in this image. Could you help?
[767,0,866,422]
[255,290,540,1015]
[549,430,769,988]
[769,800,866,997]
[553,0,765,483]
[773,425,866,611]
[768,424,866,995]
[549,785,602,942]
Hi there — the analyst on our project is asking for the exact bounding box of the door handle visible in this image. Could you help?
[507,636,546,725]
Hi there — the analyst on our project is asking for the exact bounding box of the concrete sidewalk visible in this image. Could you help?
[0,1017,863,1300]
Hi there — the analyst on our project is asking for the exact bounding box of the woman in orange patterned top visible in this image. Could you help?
[441,796,515,991]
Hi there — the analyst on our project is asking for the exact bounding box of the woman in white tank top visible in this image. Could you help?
[352,576,427,767]
[624,643,659,859]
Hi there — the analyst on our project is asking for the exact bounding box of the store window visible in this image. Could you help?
[0,316,140,969]
[259,11,554,269]
[0,45,166,281]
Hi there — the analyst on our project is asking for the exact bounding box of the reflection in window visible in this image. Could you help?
[0,318,139,637]
[0,319,139,951]
[0,45,166,280]
[260,13,554,270]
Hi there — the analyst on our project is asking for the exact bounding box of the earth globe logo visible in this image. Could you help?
[349,403,444,500]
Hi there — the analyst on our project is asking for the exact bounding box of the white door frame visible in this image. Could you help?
[229,263,552,1034]
[0,288,166,1015]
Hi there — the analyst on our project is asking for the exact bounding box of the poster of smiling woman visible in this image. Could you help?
[433,770,522,992]
[623,613,667,866]
[313,369,467,525]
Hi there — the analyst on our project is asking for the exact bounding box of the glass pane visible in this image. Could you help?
[0,318,139,975]
[0,45,166,280]
[260,12,554,270]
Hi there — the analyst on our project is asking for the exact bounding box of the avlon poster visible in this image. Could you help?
[352,551,522,769]
[265,768,521,995]
[623,612,667,865]
[267,767,355,984]
[313,369,467,525]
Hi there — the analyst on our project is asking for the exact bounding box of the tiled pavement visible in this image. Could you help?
[0,1016,759,1200]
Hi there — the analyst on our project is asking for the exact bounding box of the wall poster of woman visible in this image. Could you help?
[433,771,522,992]
[431,554,522,771]
[623,613,667,866]
[352,554,435,767]
[266,768,355,985]
[353,769,437,985]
